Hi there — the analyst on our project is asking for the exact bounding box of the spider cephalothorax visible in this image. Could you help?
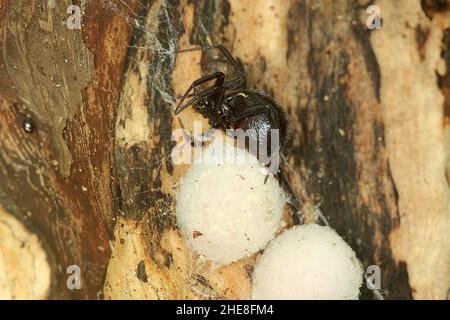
[175,45,290,175]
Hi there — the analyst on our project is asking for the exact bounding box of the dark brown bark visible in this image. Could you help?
[0,0,140,299]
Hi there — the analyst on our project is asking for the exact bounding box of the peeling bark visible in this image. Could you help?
[0,0,139,299]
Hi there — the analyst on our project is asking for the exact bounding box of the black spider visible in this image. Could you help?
[175,45,290,176]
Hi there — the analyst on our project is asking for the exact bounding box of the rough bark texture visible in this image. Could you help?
[0,0,449,300]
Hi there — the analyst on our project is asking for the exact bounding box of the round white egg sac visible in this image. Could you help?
[252,224,363,300]
[176,137,286,264]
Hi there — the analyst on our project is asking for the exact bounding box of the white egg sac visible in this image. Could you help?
[176,136,286,264]
[252,224,363,300]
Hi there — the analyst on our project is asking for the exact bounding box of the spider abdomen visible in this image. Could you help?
[224,91,289,164]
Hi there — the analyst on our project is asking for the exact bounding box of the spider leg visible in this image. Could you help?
[179,44,246,90]
[176,72,225,114]
[176,85,224,115]
[177,89,222,106]
[211,87,228,128]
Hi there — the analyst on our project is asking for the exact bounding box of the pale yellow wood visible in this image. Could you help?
[0,206,51,299]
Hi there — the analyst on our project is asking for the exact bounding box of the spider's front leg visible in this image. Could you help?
[178,44,247,90]
[175,72,225,114]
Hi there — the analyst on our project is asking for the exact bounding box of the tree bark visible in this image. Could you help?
[0,0,449,300]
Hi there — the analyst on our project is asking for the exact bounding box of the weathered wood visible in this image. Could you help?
[0,205,50,299]
[0,0,139,299]
[0,0,449,300]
